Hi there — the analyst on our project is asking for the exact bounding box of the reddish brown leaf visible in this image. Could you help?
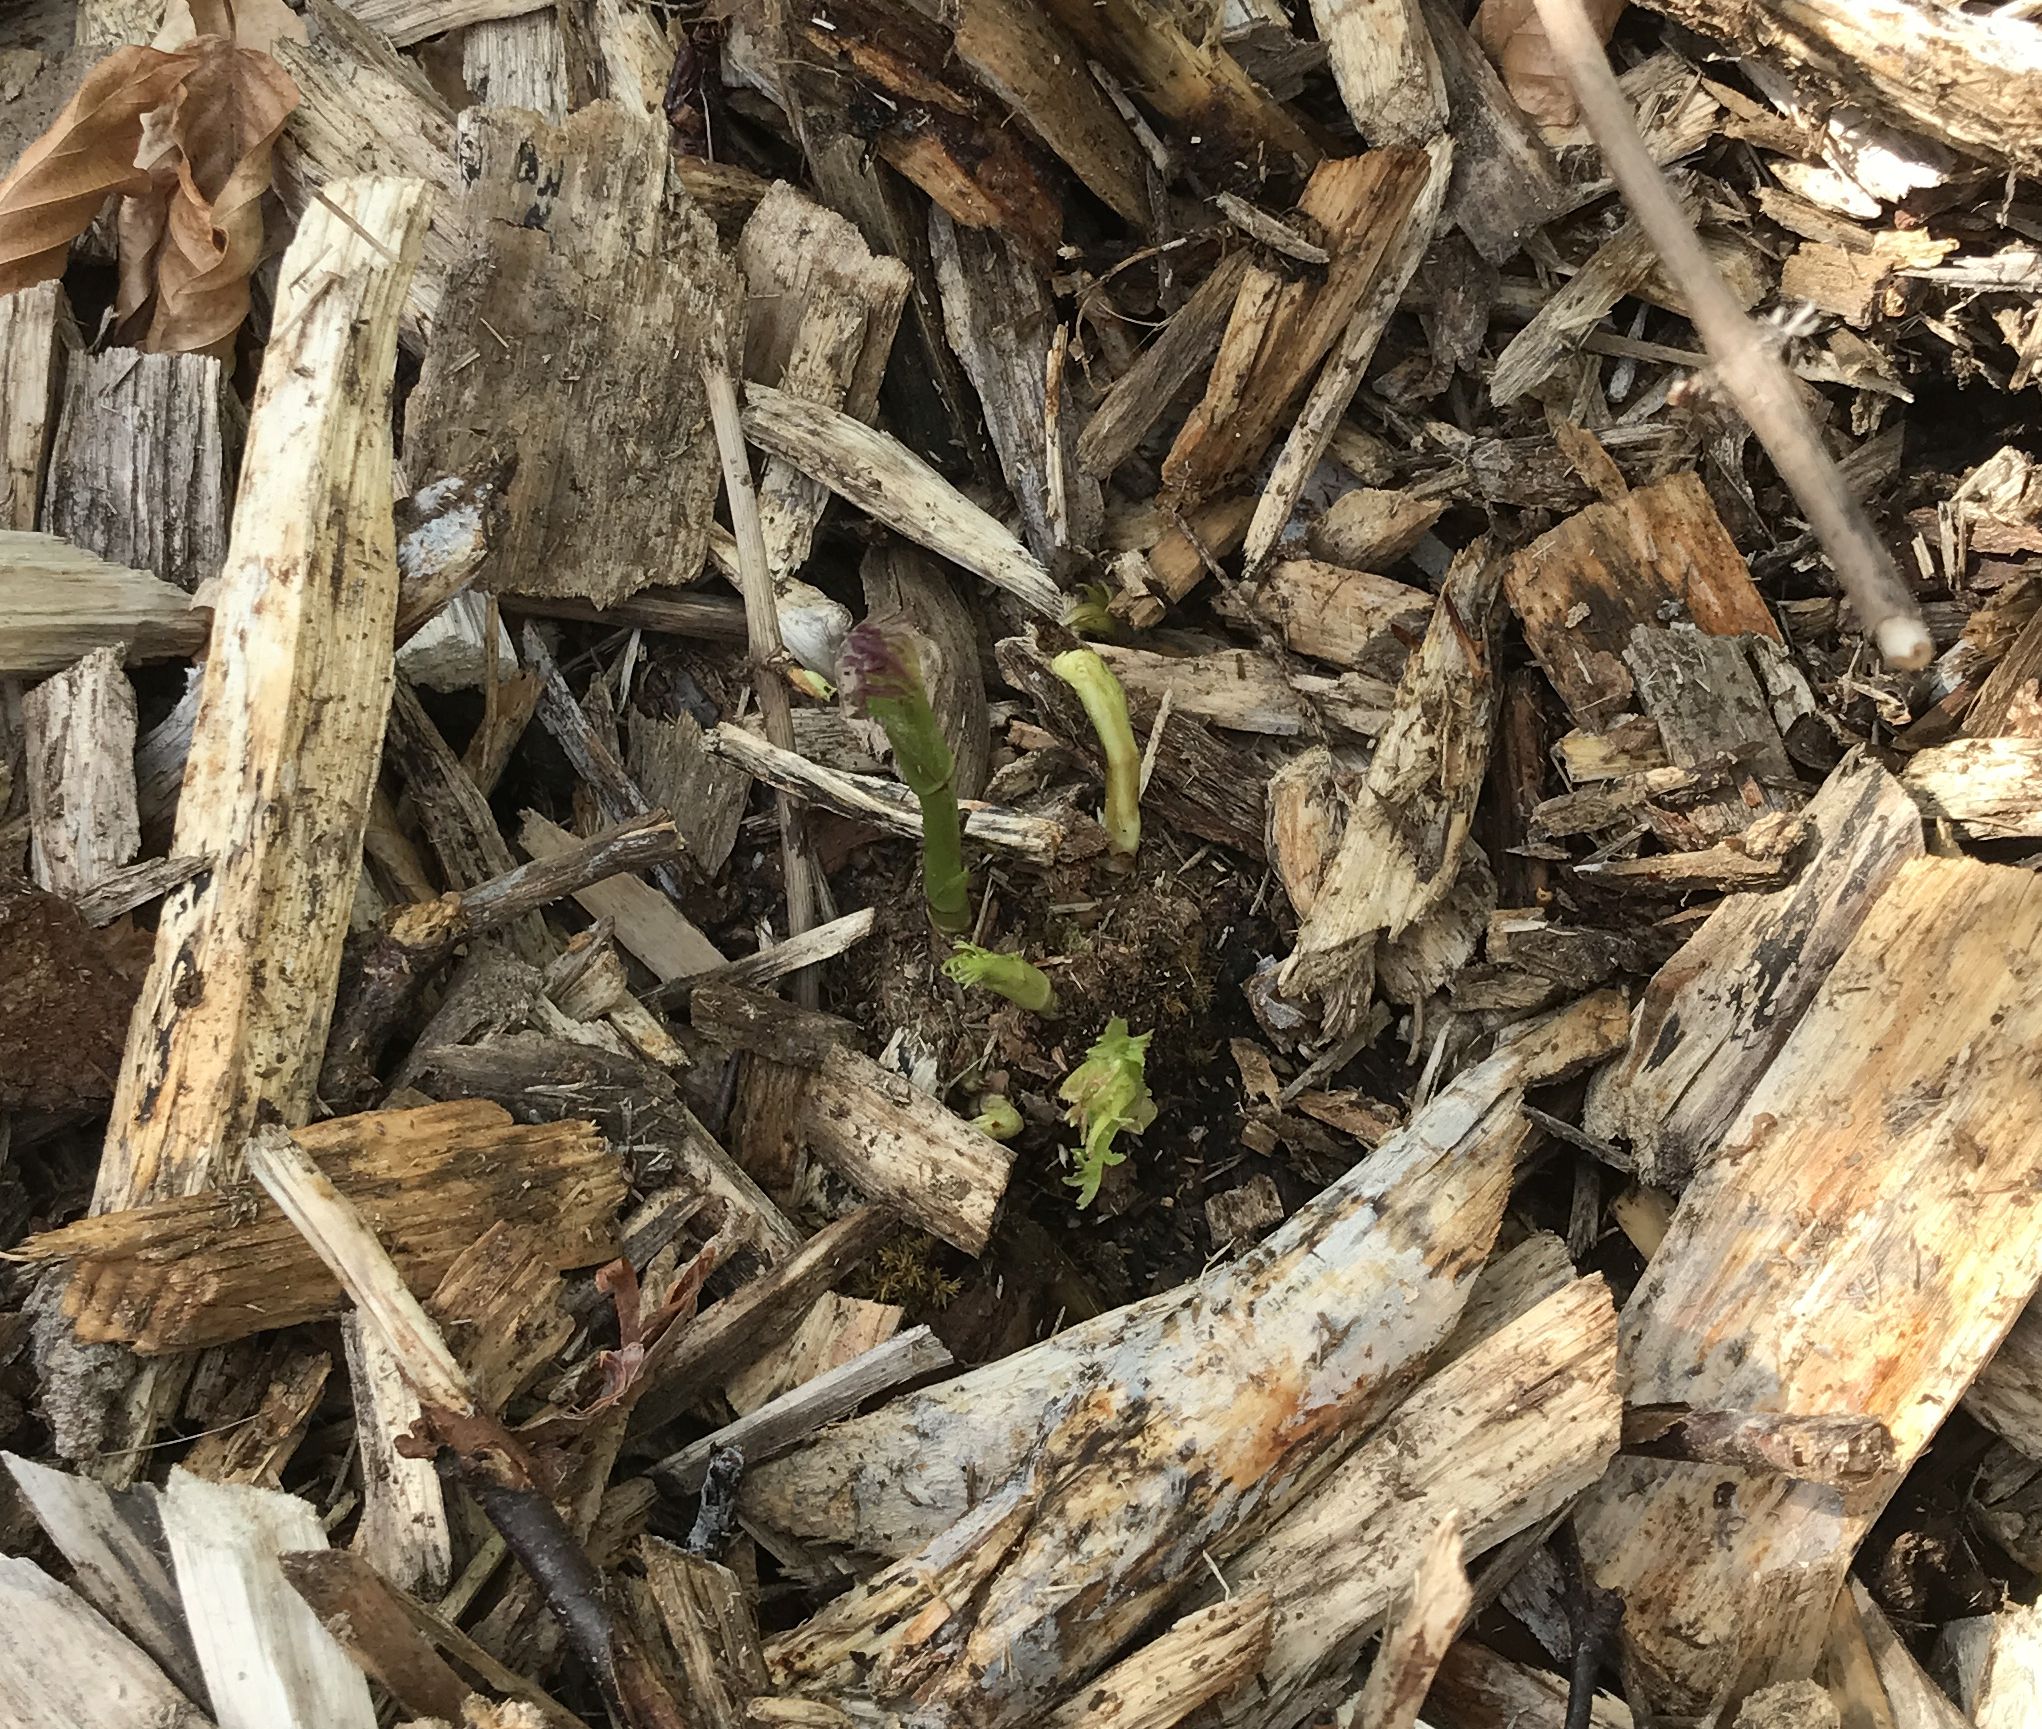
[0,46,198,297]
[115,33,299,358]
[1473,0,1629,133]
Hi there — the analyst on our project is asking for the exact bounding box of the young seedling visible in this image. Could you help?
[969,1093,1024,1141]
[1058,1017,1156,1207]
[840,617,970,935]
[1051,647,1141,861]
[943,942,1059,1016]
[1061,582,1118,639]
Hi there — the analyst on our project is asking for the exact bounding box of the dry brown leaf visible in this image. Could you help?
[116,33,299,358]
[1472,0,1629,134]
[0,46,198,297]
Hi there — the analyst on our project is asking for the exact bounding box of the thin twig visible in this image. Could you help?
[1529,0,1932,670]
[701,344,824,1008]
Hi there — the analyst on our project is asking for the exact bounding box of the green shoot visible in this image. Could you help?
[943,942,1059,1016]
[1050,647,1141,861]
[969,1093,1023,1140]
[841,618,970,935]
[1058,1018,1155,1207]
[1062,582,1119,639]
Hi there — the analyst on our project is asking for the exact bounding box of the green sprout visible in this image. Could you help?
[1062,582,1119,639]
[943,942,1059,1016]
[1058,1018,1156,1207]
[1050,647,1141,862]
[841,617,969,935]
[969,1093,1024,1140]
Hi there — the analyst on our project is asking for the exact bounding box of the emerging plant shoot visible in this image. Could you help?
[1051,647,1141,861]
[1058,1017,1156,1207]
[943,942,1059,1015]
[841,617,970,934]
[969,1094,1024,1140]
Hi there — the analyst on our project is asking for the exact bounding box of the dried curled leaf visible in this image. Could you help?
[0,46,197,297]
[1472,0,1629,134]
[159,0,307,55]
[116,33,299,358]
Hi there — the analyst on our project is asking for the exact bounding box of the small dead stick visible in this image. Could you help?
[1529,0,1932,671]
[702,341,825,1010]
[246,1124,691,1729]
[1555,1523,1624,1729]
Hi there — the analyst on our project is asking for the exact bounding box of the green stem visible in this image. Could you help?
[1051,648,1142,860]
[841,619,971,934]
[943,942,1059,1015]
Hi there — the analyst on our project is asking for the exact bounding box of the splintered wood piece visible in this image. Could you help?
[627,1206,897,1438]
[1044,1592,1276,1729]
[1207,1276,1617,1729]
[1279,541,1502,1035]
[691,984,1018,1256]
[393,449,515,641]
[384,676,549,964]
[1490,205,1684,406]
[1165,149,1434,506]
[1306,490,1445,570]
[1501,472,1781,729]
[178,1347,333,1487]
[1585,757,1920,1189]
[1904,737,2042,837]
[0,1557,213,1729]
[519,811,723,981]
[738,182,911,587]
[1038,0,1319,173]
[997,629,1269,860]
[1936,1598,2042,1729]
[1351,1517,1472,1729]
[777,0,1065,262]
[282,1549,583,1729]
[405,103,740,604]
[425,1219,574,1412]
[406,1033,803,1258]
[939,0,1152,225]
[1092,642,1393,737]
[1077,252,1252,480]
[1246,138,1452,569]
[279,1549,471,1725]
[759,996,1625,1725]
[1312,0,1447,146]
[1851,1582,1971,1729]
[738,991,1627,1564]
[1576,856,2042,1719]
[740,385,1066,619]
[628,707,749,878]
[160,1469,377,1729]
[1,278,74,529]
[23,645,138,898]
[636,1541,773,1729]
[1637,0,2042,170]
[1428,1641,1633,1729]
[1251,559,1433,675]
[1971,1301,2042,1458]
[342,1315,452,1601]
[3,1453,206,1700]
[463,10,575,115]
[41,347,236,593]
[931,208,1100,562]
[705,722,1082,865]
[1421,0,1567,263]
[272,1,463,350]
[341,0,546,44]
[85,173,424,1238]
[656,1326,952,1494]
[0,530,210,677]
[21,1101,623,1352]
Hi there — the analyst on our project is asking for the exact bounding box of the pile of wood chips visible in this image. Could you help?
[9,0,2042,1726]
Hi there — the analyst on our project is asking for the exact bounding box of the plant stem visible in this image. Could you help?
[1051,647,1142,860]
